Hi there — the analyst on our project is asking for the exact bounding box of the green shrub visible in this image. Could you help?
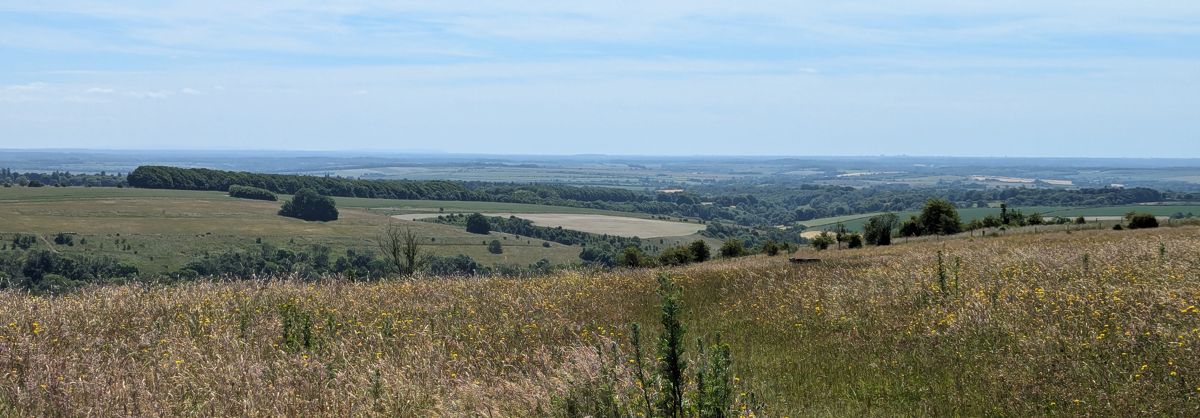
[465,213,490,234]
[278,188,338,221]
[1127,213,1159,229]
[657,246,694,266]
[228,185,277,201]
[863,213,898,246]
[718,239,745,258]
[810,232,834,250]
[53,233,74,246]
[688,240,711,262]
[761,240,781,256]
[487,240,503,254]
[847,233,863,249]
[618,246,651,268]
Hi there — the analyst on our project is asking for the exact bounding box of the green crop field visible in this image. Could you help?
[1043,204,1200,217]
[0,187,588,273]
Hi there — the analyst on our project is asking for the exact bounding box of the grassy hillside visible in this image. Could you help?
[1,226,1197,415]
[0,187,589,273]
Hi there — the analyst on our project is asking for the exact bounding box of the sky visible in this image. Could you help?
[0,1,1198,157]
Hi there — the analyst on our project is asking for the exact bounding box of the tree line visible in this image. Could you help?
[128,166,651,205]
[125,165,1189,231]
[1,168,126,188]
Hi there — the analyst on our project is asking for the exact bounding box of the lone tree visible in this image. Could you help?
[376,222,422,276]
[487,239,504,254]
[863,213,899,246]
[279,188,338,221]
[918,199,962,236]
[688,240,711,262]
[719,239,745,258]
[465,213,490,234]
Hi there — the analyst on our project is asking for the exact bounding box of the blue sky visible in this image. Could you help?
[1,1,1197,157]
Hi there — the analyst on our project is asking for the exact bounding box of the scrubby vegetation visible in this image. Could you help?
[0,168,126,188]
[228,185,277,201]
[1,226,1198,415]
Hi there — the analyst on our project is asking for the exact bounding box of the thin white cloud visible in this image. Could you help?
[4,82,48,91]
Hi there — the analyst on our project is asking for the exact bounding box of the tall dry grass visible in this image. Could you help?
[2,226,1199,416]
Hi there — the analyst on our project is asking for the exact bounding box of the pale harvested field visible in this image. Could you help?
[393,213,705,238]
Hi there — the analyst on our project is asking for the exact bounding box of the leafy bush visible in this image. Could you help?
[53,233,74,246]
[810,232,834,250]
[228,185,277,201]
[863,213,898,246]
[847,233,864,249]
[657,246,694,266]
[465,213,490,234]
[487,240,503,254]
[1127,213,1159,229]
[278,188,338,221]
[618,246,652,268]
[761,240,781,256]
[688,240,711,262]
[10,234,37,250]
[424,255,481,276]
[918,199,963,235]
[718,239,745,258]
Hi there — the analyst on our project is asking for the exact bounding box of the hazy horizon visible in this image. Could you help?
[5,147,1200,164]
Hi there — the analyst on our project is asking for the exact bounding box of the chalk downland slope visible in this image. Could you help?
[1,226,1198,415]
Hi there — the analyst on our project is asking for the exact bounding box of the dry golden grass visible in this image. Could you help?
[2,226,1199,416]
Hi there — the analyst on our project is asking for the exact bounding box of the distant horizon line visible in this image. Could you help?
[2,147,1199,161]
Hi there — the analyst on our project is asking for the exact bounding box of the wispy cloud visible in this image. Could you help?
[0,1,1196,156]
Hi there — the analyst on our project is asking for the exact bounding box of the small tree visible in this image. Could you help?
[863,213,898,246]
[918,199,962,235]
[278,188,338,221]
[761,240,781,256]
[833,222,848,250]
[465,213,491,234]
[718,239,745,258]
[487,240,504,254]
[688,240,711,263]
[899,216,923,237]
[619,246,650,268]
[1075,216,1087,225]
[376,223,421,276]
